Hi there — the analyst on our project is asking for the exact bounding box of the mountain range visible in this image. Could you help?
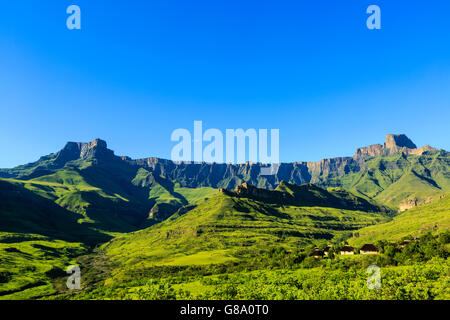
[0,133,448,244]
[0,133,449,299]
[1,133,448,214]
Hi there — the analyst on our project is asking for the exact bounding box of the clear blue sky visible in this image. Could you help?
[0,0,449,168]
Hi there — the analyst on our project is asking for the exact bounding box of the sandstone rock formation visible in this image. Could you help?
[1,134,442,196]
[122,134,437,190]
[385,134,417,150]
[353,134,436,160]
[234,182,285,202]
[398,194,445,212]
[55,138,117,163]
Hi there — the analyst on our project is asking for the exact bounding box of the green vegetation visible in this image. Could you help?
[0,179,109,244]
[0,139,449,300]
[99,190,389,282]
[325,151,450,209]
[0,156,220,299]
[57,231,449,300]
[351,195,450,246]
[46,186,392,299]
[0,233,88,300]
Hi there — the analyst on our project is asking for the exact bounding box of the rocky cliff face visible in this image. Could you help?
[122,134,436,190]
[353,134,435,160]
[234,182,285,202]
[354,144,384,159]
[385,134,417,149]
[1,134,441,194]
[55,138,117,163]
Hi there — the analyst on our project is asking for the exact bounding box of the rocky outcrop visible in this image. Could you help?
[234,182,285,202]
[79,139,113,160]
[385,134,417,150]
[119,134,440,190]
[45,134,432,192]
[354,144,384,159]
[353,134,436,160]
[398,194,445,212]
[383,134,420,156]
[1,134,441,192]
[405,145,436,156]
[55,138,117,164]
[305,157,357,180]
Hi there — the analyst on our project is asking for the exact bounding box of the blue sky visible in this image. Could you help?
[0,0,449,167]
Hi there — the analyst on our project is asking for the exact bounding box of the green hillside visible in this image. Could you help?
[78,185,390,287]
[274,182,390,213]
[51,185,449,300]
[0,158,218,299]
[132,167,217,222]
[0,179,109,244]
[0,233,88,300]
[325,151,450,209]
[1,164,217,234]
[0,138,448,300]
[2,138,448,213]
[350,194,450,246]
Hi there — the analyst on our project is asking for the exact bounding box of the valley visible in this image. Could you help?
[0,134,448,300]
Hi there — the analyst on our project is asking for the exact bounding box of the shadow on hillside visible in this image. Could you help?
[0,180,111,246]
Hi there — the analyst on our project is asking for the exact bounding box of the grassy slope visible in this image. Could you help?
[0,168,222,299]
[132,167,216,206]
[0,233,88,300]
[350,195,450,246]
[0,177,108,300]
[1,146,448,300]
[326,151,450,209]
[175,186,217,204]
[0,179,110,244]
[1,176,139,233]
[275,182,390,213]
[97,190,389,285]
[1,166,217,233]
[1,162,220,239]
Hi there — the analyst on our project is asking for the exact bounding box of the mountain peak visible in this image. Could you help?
[89,138,108,149]
[56,138,115,163]
[354,134,425,159]
[79,138,112,160]
[384,134,417,149]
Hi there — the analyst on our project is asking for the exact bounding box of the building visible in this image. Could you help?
[323,245,332,256]
[339,245,355,255]
[359,244,380,255]
[310,249,324,259]
[398,240,411,248]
